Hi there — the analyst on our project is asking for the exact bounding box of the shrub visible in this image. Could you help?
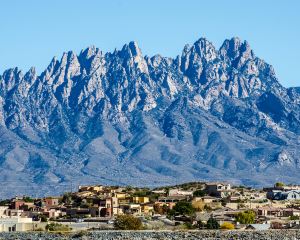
[72,230,87,238]
[192,201,205,211]
[33,228,44,231]
[45,223,71,232]
[271,222,283,229]
[290,215,300,220]
[114,214,143,230]
[237,203,246,209]
[206,217,220,229]
[184,222,196,229]
[197,221,206,229]
[221,222,235,230]
[204,205,212,211]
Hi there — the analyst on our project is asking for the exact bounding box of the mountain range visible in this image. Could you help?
[0,37,300,198]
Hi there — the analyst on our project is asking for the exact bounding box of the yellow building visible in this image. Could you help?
[132,197,150,204]
[141,205,154,214]
[114,193,127,199]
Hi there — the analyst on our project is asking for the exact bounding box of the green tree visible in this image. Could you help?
[275,182,285,188]
[38,214,48,222]
[206,217,220,229]
[236,210,256,224]
[125,186,133,192]
[0,199,10,206]
[162,204,169,214]
[61,193,73,205]
[193,190,205,197]
[114,214,143,230]
[171,201,195,216]
[23,196,34,202]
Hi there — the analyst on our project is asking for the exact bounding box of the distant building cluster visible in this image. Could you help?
[1,182,300,232]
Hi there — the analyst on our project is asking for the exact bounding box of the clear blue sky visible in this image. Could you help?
[1,0,299,87]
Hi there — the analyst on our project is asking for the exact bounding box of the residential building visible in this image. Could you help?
[0,217,33,232]
[0,206,9,217]
[205,182,232,198]
[156,196,187,209]
[114,193,127,199]
[132,197,150,204]
[120,204,141,215]
[6,209,23,217]
[267,190,300,200]
[246,224,270,230]
[78,185,104,193]
[10,200,26,210]
[141,204,154,215]
[168,189,193,197]
[43,197,60,207]
[66,208,91,218]
[152,190,165,194]
[192,197,222,210]
[258,207,300,218]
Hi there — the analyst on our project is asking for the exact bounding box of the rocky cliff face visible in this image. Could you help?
[0,37,299,197]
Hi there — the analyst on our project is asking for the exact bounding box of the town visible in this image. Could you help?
[1,181,300,233]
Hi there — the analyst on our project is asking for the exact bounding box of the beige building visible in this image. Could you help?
[0,206,9,217]
[0,217,33,232]
[169,189,193,197]
[78,185,104,193]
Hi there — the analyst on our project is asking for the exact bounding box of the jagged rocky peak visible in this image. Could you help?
[193,37,217,62]
[47,57,59,73]
[24,67,37,82]
[39,57,59,83]
[79,46,105,75]
[180,38,218,84]
[1,67,23,93]
[181,38,217,66]
[80,45,98,59]
[58,51,81,79]
[219,37,255,68]
[118,41,149,74]
[120,41,142,58]
[0,36,300,197]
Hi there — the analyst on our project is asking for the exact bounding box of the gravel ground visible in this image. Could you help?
[1,230,300,240]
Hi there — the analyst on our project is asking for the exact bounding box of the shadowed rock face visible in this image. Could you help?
[0,37,299,197]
